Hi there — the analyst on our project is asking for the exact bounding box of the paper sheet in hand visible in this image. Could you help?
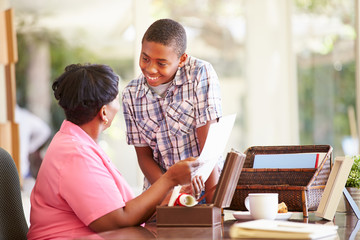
[193,114,236,182]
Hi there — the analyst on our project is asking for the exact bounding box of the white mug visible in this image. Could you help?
[244,193,278,220]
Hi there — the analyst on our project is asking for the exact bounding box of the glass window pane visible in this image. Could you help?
[294,0,356,156]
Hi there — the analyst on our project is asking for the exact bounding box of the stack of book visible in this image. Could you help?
[230,219,338,239]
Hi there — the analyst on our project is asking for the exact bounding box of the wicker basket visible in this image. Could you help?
[229,145,333,217]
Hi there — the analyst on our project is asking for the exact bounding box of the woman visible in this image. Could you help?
[27,64,199,240]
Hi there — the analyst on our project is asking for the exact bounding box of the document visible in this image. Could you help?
[230,219,338,239]
[192,114,236,182]
[168,115,236,207]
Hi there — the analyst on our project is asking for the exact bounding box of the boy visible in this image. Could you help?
[122,19,222,202]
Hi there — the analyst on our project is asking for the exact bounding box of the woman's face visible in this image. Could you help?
[105,94,120,126]
[139,40,186,87]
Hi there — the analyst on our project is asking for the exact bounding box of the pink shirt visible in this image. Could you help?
[27,120,135,240]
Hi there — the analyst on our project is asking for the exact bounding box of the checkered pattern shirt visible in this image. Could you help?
[122,56,222,188]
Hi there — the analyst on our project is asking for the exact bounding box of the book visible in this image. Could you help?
[212,149,245,207]
[315,156,354,220]
[229,219,338,239]
[253,152,327,169]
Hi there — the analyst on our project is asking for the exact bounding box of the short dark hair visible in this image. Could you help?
[52,63,119,125]
[142,18,187,57]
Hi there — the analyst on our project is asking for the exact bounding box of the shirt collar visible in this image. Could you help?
[135,77,150,99]
[173,56,192,86]
[60,120,98,146]
[59,120,111,163]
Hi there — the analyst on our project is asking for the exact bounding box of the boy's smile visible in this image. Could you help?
[139,40,187,87]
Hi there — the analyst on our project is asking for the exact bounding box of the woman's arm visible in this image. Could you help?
[135,146,164,184]
[88,158,198,232]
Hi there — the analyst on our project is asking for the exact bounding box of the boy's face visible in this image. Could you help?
[140,40,187,87]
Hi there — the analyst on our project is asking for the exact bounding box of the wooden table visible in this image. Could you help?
[75,210,360,239]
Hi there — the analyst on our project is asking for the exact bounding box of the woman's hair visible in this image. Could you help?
[142,18,187,57]
[52,63,119,125]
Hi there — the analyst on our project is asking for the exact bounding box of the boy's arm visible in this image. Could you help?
[196,119,219,203]
[135,146,164,184]
[204,166,220,203]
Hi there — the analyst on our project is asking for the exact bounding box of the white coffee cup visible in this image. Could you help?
[244,193,278,220]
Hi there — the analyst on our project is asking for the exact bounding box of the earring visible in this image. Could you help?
[104,119,108,125]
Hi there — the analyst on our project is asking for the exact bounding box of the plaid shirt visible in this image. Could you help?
[122,56,222,187]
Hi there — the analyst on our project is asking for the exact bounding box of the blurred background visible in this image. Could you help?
[0,0,358,196]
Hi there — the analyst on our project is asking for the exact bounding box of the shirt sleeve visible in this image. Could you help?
[194,63,223,126]
[59,147,125,226]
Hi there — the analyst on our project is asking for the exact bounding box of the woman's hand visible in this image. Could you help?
[164,157,199,186]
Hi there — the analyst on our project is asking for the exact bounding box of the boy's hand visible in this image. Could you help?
[192,175,205,199]
[179,175,205,199]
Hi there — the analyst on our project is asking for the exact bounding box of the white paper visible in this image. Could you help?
[168,185,182,206]
[192,114,236,182]
[231,219,338,237]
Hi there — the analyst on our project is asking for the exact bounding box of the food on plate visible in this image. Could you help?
[278,202,288,213]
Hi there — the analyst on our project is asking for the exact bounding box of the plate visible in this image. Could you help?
[233,211,292,221]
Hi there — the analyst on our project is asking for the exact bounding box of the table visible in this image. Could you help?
[75,210,360,239]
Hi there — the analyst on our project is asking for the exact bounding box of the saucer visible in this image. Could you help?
[233,211,292,221]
